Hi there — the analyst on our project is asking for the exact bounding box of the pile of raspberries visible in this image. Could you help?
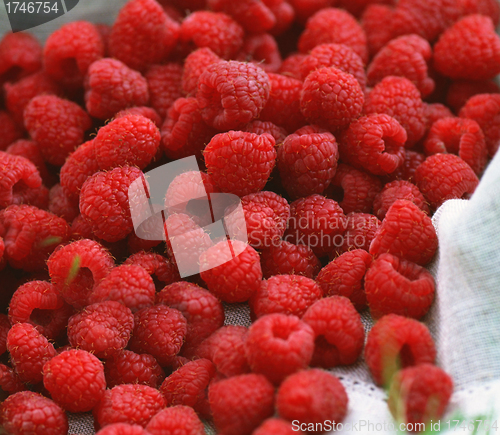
[0,0,499,433]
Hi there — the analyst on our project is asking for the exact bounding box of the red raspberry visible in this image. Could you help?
[181,47,221,96]
[388,364,454,426]
[146,406,204,435]
[23,95,92,166]
[364,76,427,147]
[425,102,455,127]
[8,280,71,340]
[105,350,165,389]
[373,180,430,220]
[199,240,262,303]
[245,313,314,384]
[180,11,244,59]
[128,305,187,366]
[253,418,303,435]
[284,194,347,257]
[109,0,179,72]
[302,296,365,368]
[361,4,395,56]
[0,111,23,152]
[145,63,184,118]
[124,251,179,290]
[268,1,295,36]
[43,349,106,412]
[96,423,152,435]
[446,79,500,113]
[0,32,42,85]
[335,212,382,255]
[415,154,479,209]
[93,384,166,429]
[365,253,435,319]
[434,15,500,80]
[0,364,26,396]
[287,0,334,25]
[244,120,287,144]
[47,239,115,309]
[364,314,436,386]
[276,369,348,427]
[278,127,339,199]
[0,314,9,355]
[47,184,80,223]
[367,34,435,97]
[384,149,426,183]
[7,323,56,384]
[298,8,368,64]
[209,373,275,435]
[250,274,322,319]
[369,199,438,265]
[196,60,271,130]
[300,67,364,132]
[338,0,396,17]
[195,325,250,377]
[0,205,70,272]
[236,33,282,73]
[279,52,307,80]
[207,0,276,33]
[43,21,104,89]
[460,0,500,25]
[0,391,68,435]
[316,249,373,310]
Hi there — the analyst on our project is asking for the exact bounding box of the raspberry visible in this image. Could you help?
[146,406,205,435]
[253,418,302,435]
[278,127,339,199]
[446,79,500,113]
[43,21,104,89]
[207,0,276,33]
[128,305,187,366]
[124,251,180,290]
[365,253,435,319]
[302,296,365,368]
[245,313,315,384]
[109,0,179,72]
[425,102,454,127]
[195,325,251,377]
[0,111,23,152]
[0,364,26,396]
[434,15,500,81]
[196,60,271,130]
[0,391,68,435]
[367,34,435,97]
[8,280,71,340]
[47,239,114,309]
[369,199,438,265]
[276,369,348,427]
[145,63,184,118]
[279,52,307,80]
[5,141,50,185]
[268,1,295,36]
[200,240,263,303]
[7,323,56,384]
[244,120,288,144]
[47,184,79,223]
[93,384,166,429]
[0,205,70,272]
[316,249,373,310]
[373,180,430,220]
[23,95,92,166]
[460,0,500,25]
[250,274,322,319]
[338,0,396,17]
[96,423,152,435]
[298,8,368,64]
[0,32,42,85]
[0,314,9,355]
[157,281,224,351]
[209,373,275,435]
[364,314,436,386]
[181,47,222,97]
[43,349,106,412]
[388,364,454,426]
[300,67,364,132]
[384,150,426,183]
[236,33,282,73]
[415,154,479,209]
[459,93,500,157]
[361,4,395,56]
[180,11,244,59]
[335,212,381,255]
[287,0,334,25]
[364,76,427,147]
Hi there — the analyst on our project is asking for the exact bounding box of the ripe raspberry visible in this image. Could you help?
[460,0,500,25]
[0,32,42,85]
[434,15,500,80]
[93,384,166,429]
[23,95,92,166]
[361,4,395,56]
[128,305,187,366]
[298,8,368,64]
[253,418,302,435]
[278,127,339,199]
[196,60,271,130]
[250,274,322,319]
[364,314,436,386]
[181,47,221,96]
[268,1,295,36]
[43,349,106,412]
[207,0,276,33]
[0,364,25,396]
[370,200,438,265]
[300,67,364,132]
[195,325,251,377]
[96,423,152,435]
[244,120,287,144]
[373,180,429,220]
[7,323,56,384]
[47,239,114,309]
[388,364,454,426]
[145,63,184,118]
[287,0,333,25]
[43,21,104,89]
[364,76,426,147]
[209,373,275,435]
[109,0,179,72]
[0,111,23,152]
[0,391,68,435]
[200,240,263,303]
[146,406,205,435]
[446,79,500,113]
[425,102,454,127]
[236,33,282,73]
[48,184,80,223]
[279,52,307,80]
[276,369,348,427]
[384,150,426,183]
[335,212,381,256]
[180,11,244,59]
[0,205,70,272]
[124,251,179,290]
[415,154,479,209]
[260,240,321,279]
